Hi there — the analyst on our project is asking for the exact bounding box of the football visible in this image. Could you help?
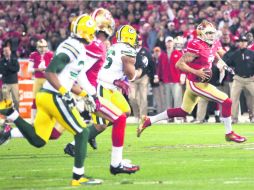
[198,68,212,83]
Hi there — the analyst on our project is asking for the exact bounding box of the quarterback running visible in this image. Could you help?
[137,20,246,143]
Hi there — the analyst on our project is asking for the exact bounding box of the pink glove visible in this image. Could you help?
[113,79,130,95]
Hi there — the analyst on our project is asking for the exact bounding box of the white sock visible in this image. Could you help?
[214,110,220,116]
[111,146,123,167]
[72,166,84,175]
[222,116,232,134]
[70,140,75,145]
[7,110,19,121]
[10,127,24,138]
[150,111,168,124]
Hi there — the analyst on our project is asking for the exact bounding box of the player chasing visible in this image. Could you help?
[0,14,103,186]
[51,9,141,175]
[64,20,145,174]
[137,20,246,143]
[0,8,144,176]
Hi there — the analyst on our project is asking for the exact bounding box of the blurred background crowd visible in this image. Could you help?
[1,0,254,124]
[0,1,253,56]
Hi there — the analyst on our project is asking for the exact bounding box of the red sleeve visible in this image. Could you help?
[214,40,222,50]
[85,41,103,59]
[186,39,200,55]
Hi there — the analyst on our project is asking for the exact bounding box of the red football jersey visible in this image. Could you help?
[168,49,183,83]
[186,39,221,82]
[85,39,106,87]
[29,51,53,78]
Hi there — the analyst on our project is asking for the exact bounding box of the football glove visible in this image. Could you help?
[83,95,100,113]
[113,79,130,95]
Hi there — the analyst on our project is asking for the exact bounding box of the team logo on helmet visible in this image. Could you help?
[91,8,115,37]
[196,20,217,45]
[70,14,96,43]
[116,25,137,47]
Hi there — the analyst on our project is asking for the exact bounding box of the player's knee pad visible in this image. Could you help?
[221,98,232,117]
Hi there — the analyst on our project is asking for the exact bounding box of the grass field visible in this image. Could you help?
[0,123,254,190]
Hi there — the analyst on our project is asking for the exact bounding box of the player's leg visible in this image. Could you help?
[196,98,209,122]
[244,78,254,122]
[106,89,139,174]
[0,92,56,147]
[188,81,246,143]
[230,77,243,123]
[52,92,101,185]
[137,79,199,137]
[88,86,131,147]
[31,78,46,121]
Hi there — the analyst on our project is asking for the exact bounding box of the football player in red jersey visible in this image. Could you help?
[28,39,53,121]
[137,20,246,143]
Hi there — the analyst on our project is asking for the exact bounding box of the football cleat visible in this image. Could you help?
[88,138,97,150]
[110,159,140,175]
[225,131,246,143]
[0,122,11,145]
[64,143,75,157]
[137,115,151,137]
[0,99,13,116]
[71,177,102,186]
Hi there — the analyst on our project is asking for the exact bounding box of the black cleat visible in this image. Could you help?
[64,143,75,157]
[110,160,140,175]
[88,138,97,150]
[0,123,11,145]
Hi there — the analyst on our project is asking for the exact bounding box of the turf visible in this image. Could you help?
[0,123,254,190]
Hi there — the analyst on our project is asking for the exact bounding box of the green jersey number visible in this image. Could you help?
[104,49,115,69]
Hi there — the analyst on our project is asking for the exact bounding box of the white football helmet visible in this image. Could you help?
[196,20,217,45]
[91,8,115,37]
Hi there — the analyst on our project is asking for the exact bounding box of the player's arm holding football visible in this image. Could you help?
[175,52,210,81]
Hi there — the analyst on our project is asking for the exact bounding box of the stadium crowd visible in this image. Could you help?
[0,1,254,56]
[1,1,254,123]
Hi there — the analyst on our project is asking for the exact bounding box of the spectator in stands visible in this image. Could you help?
[0,41,20,111]
[152,46,166,114]
[28,39,53,121]
[167,36,186,123]
[129,35,154,122]
[226,35,254,123]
